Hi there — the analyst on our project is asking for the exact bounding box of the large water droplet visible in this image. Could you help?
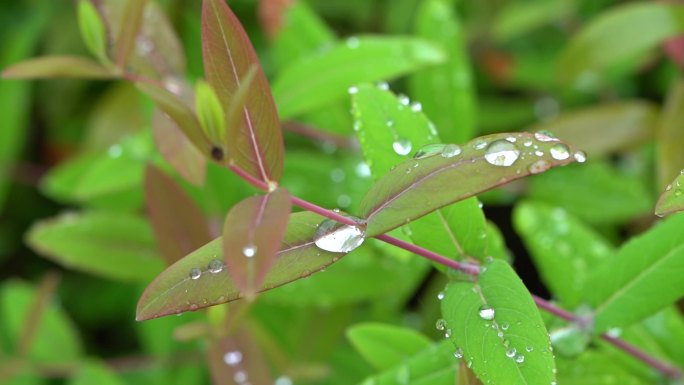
[441,144,461,158]
[223,350,242,366]
[314,218,365,253]
[208,259,224,273]
[435,318,447,331]
[549,143,570,160]
[484,140,520,167]
[243,245,257,258]
[393,138,412,156]
[189,268,202,280]
[478,305,496,320]
[413,144,445,159]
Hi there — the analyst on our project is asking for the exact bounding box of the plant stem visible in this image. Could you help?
[228,165,683,379]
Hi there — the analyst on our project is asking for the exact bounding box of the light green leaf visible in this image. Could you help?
[657,78,684,191]
[656,171,684,217]
[556,350,650,385]
[514,201,615,307]
[641,307,684,369]
[194,80,225,143]
[2,56,115,79]
[492,0,574,43]
[356,340,458,385]
[272,1,336,68]
[273,36,446,119]
[77,0,109,63]
[528,161,652,225]
[585,213,684,333]
[0,280,82,364]
[557,3,684,83]
[347,323,432,370]
[441,260,556,385]
[69,361,124,385]
[26,211,164,283]
[410,0,477,144]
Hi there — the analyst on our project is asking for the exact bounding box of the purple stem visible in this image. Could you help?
[229,164,682,379]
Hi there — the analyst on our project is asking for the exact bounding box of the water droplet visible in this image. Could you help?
[444,328,452,338]
[189,268,202,280]
[224,350,243,366]
[506,136,517,143]
[549,143,570,160]
[413,144,446,159]
[234,370,248,383]
[466,360,473,368]
[501,323,509,331]
[410,102,422,112]
[188,303,199,311]
[535,150,544,157]
[208,259,224,273]
[515,354,525,363]
[435,318,447,331]
[386,119,395,128]
[523,140,533,147]
[478,305,496,320]
[346,37,360,48]
[606,327,622,338]
[441,144,462,158]
[473,139,488,150]
[348,86,359,94]
[243,245,257,258]
[506,348,517,358]
[454,348,463,359]
[573,150,587,163]
[393,138,412,156]
[484,140,520,167]
[377,81,389,91]
[526,346,534,352]
[676,189,683,197]
[437,291,445,300]
[534,130,558,142]
[528,160,550,174]
[355,162,372,178]
[314,218,365,253]
[398,94,410,106]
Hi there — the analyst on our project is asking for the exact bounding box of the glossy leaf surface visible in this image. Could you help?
[202,0,284,182]
[657,78,684,189]
[410,0,476,144]
[2,56,115,79]
[441,260,556,385]
[136,212,345,320]
[514,201,615,307]
[223,188,291,298]
[273,36,446,119]
[347,323,432,370]
[557,3,684,83]
[585,213,684,333]
[529,101,658,158]
[26,211,164,283]
[360,132,580,236]
[145,165,211,265]
[656,171,684,217]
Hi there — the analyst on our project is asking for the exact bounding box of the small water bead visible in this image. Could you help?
[189,268,202,280]
[223,350,243,366]
[535,150,544,157]
[454,348,463,359]
[410,102,422,112]
[484,140,520,167]
[243,245,257,258]
[393,138,413,156]
[549,143,570,160]
[506,348,517,358]
[534,130,558,142]
[398,94,410,106]
[435,318,447,331]
[528,160,550,174]
[501,323,509,331]
[208,259,224,273]
[506,136,517,143]
[413,144,446,159]
[573,150,587,163]
[473,139,488,150]
[234,370,248,383]
[355,162,372,178]
[523,140,533,147]
[525,346,534,352]
[515,354,525,364]
[437,291,445,300]
[478,305,496,320]
[313,218,365,253]
[444,328,452,338]
[441,144,461,158]
[348,86,359,95]
[377,81,390,91]
[466,360,473,368]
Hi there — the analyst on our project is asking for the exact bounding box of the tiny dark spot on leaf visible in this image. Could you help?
[211,146,224,161]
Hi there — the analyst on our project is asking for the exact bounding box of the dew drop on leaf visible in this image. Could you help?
[189,268,202,280]
[549,143,570,160]
[437,291,445,300]
[242,244,257,258]
[515,354,525,363]
[413,144,445,159]
[484,140,520,167]
[506,347,517,358]
[435,318,447,331]
[234,370,247,383]
[441,144,461,158]
[348,86,359,94]
[314,218,365,253]
[410,102,422,112]
[208,259,224,273]
[573,150,587,163]
[454,347,463,359]
[528,160,550,174]
[392,138,412,156]
[534,130,558,142]
[223,350,243,366]
[478,305,496,320]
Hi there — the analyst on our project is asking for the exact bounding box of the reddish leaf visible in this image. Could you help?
[223,188,291,299]
[258,0,292,39]
[2,56,116,79]
[152,110,207,186]
[458,360,485,385]
[207,326,273,385]
[202,0,284,183]
[359,132,582,237]
[656,171,684,217]
[114,0,149,69]
[144,165,211,265]
[136,212,345,320]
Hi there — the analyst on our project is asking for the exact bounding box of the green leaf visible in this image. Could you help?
[356,340,458,385]
[2,56,115,79]
[347,323,432,370]
[223,188,291,298]
[359,132,581,237]
[514,201,615,307]
[273,36,446,119]
[202,0,284,183]
[528,101,658,158]
[657,78,684,190]
[656,171,684,217]
[557,3,684,83]
[77,0,109,63]
[26,211,164,283]
[136,212,345,320]
[641,307,684,369]
[441,260,556,385]
[152,110,207,187]
[69,361,124,385]
[144,165,211,265]
[556,350,650,385]
[0,280,82,364]
[114,0,148,68]
[584,213,684,333]
[528,161,652,225]
[492,0,574,43]
[194,80,225,143]
[410,0,477,144]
